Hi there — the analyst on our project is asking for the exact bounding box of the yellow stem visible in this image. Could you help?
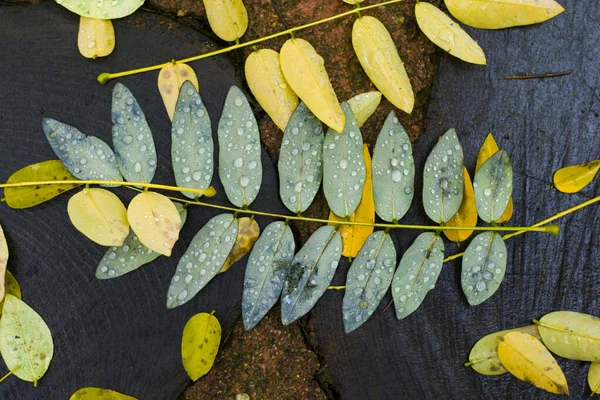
[328,286,346,290]
[0,366,18,383]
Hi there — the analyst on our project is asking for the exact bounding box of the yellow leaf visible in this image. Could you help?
[347,91,382,127]
[329,145,374,258]
[343,0,364,4]
[3,160,82,209]
[67,188,129,246]
[280,38,345,132]
[444,0,565,30]
[0,223,7,303]
[127,192,182,256]
[498,331,569,395]
[158,62,199,121]
[182,312,221,381]
[77,17,115,59]
[443,167,477,243]
[70,387,137,400]
[415,2,486,65]
[220,217,260,273]
[202,0,248,42]
[0,270,22,317]
[352,16,414,114]
[496,198,513,223]
[553,161,600,194]
[245,49,299,131]
[589,363,600,395]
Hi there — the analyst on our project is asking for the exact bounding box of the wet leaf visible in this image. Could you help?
[415,2,486,65]
[422,128,464,224]
[278,103,324,213]
[467,325,540,376]
[0,294,53,385]
[158,62,199,121]
[444,0,565,30]
[371,111,415,222]
[280,38,345,132]
[329,144,374,258]
[181,312,221,381]
[461,232,507,305]
[77,17,115,59]
[43,118,122,185]
[172,81,214,199]
[96,203,187,279]
[70,388,137,400]
[474,150,513,223]
[553,161,600,194]
[391,233,444,319]
[218,86,262,208]
[220,217,260,273]
[0,223,7,302]
[67,188,129,246]
[3,160,82,209]
[589,362,600,395]
[242,221,295,330]
[202,0,248,41]
[281,226,341,325]
[342,231,396,333]
[167,213,238,308]
[245,49,299,131]
[347,91,382,127]
[498,331,569,395]
[352,16,414,114]
[57,0,143,19]
[537,311,600,362]
[443,167,477,242]
[111,83,157,184]
[323,103,366,218]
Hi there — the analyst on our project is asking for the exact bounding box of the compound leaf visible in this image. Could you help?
[158,63,199,121]
[77,17,115,59]
[220,217,260,273]
[181,312,221,381]
[474,150,513,223]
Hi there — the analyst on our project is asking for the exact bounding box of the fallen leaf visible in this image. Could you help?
[347,91,382,127]
[474,150,513,223]
[589,363,600,395]
[158,62,199,121]
[57,0,143,19]
[181,312,221,381]
[202,0,248,41]
[537,311,600,362]
[70,387,137,399]
[553,161,600,194]
[220,217,260,272]
[0,223,7,302]
[77,17,115,59]
[443,167,477,242]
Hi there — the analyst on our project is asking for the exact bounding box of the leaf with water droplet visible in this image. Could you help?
[444,0,565,29]
[96,203,187,279]
[181,312,221,381]
[70,387,137,400]
[3,160,82,209]
[371,111,414,222]
[111,83,157,184]
[537,311,600,362]
[476,133,513,222]
[461,232,506,305]
[167,213,238,308]
[589,362,600,395]
[280,38,345,132]
[172,81,213,199]
[0,222,7,303]
[67,188,129,246]
[218,86,262,208]
[202,0,248,41]
[220,217,260,273]
[242,221,295,330]
[245,49,299,131]
[443,167,477,242]
[77,17,115,59]
[342,231,396,333]
[323,103,366,218]
[352,16,414,114]
[347,91,382,127]
[0,294,53,385]
[474,150,513,223]
[278,103,324,213]
[43,118,122,185]
[329,144,374,258]
[553,160,600,194]
[415,2,486,65]
[57,0,144,19]
[281,225,341,325]
[422,128,464,224]
[158,63,199,121]
[391,232,444,319]
[498,331,569,395]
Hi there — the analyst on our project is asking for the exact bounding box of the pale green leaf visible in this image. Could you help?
[70,387,137,400]
[473,150,513,223]
[538,311,600,362]
[181,312,221,381]
[56,0,144,19]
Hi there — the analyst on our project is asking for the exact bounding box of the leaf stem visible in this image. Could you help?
[327,286,346,290]
[0,366,18,383]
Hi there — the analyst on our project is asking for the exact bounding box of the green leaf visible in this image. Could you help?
[181,312,221,381]
[171,81,213,199]
[278,103,324,213]
[56,0,144,20]
[461,232,507,305]
[218,86,262,207]
[537,311,600,362]
[70,387,137,400]
[474,150,513,222]
[391,232,444,319]
[322,103,366,218]
[342,231,396,333]
[281,226,341,325]
[167,213,238,308]
[0,294,54,384]
[242,221,295,330]
[111,83,157,184]
[43,118,122,186]
[96,203,187,279]
[371,111,415,222]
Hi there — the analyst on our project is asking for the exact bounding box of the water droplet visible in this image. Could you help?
[476,281,486,292]
[234,157,243,168]
[390,157,398,167]
[123,135,133,144]
[339,160,348,169]
[484,188,492,196]
[240,176,250,187]
[392,170,401,182]
[235,97,244,106]
[134,162,141,172]
[248,161,257,169]
[294,182,302,193]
